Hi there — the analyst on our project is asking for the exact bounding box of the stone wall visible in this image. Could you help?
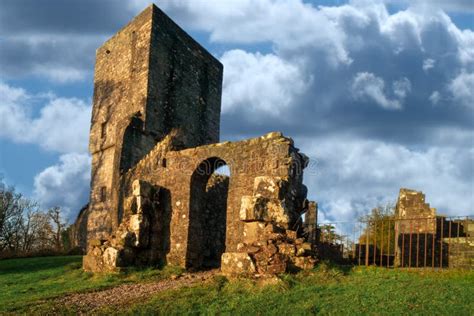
[84,132,316,273]
[394,188,473,268]
[118,131,309,268]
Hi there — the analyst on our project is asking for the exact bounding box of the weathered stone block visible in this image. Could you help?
[263,244,278,256]
[221,252,256,275]
[266,200,290,226]
[292,256,316,270]
[296,243,312,256]
[103,247,120,269]
[83,253,103,272]
[278,243,296,256]
[286,230,297,240]
[243,222,266,244]
[253,176,286,199]
[239,196,268,221]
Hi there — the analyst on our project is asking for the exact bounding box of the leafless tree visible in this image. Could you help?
[48,207,66,251]
[0,177,71,257]
[0,179,24,252]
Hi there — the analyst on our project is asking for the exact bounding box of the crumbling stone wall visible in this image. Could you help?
[83,4,317,275]
[84,132,317,273]
[394,188,473,268]
[114,132,311,270]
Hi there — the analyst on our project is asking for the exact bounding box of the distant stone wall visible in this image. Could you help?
[70,204,89,252]
[394,188,473,268]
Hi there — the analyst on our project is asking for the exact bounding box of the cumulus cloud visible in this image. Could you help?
[221,50,309,117]
[351,72,404,109]
[301,136,474,222]
[0,81,92,219]
[0,0,128,83]
[449,71,474,108]
[33,153,91,221]
[0,81,91,153]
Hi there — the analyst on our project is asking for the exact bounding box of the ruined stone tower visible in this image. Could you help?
[84,4,317,274]
[88,4,223,240]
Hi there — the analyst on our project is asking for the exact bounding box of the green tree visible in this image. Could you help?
[359,203,396,255]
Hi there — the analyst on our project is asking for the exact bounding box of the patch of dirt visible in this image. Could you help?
[52,269,218,314]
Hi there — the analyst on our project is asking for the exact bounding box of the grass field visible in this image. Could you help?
[0,256,182,313]
[1,256,473,315]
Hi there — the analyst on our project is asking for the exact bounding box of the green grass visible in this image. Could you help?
[0,256,183,313]
[0,257,473,315]
[109,263,474,315]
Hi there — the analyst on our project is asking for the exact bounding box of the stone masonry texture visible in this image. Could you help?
[83,4,317,275]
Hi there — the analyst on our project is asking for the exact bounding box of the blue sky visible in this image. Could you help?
[0,0,473,222]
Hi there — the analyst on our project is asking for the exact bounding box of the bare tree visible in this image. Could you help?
[48,207,66,252]
[0,179,24,252]
[22,208,53,252]
[0,177,71,257]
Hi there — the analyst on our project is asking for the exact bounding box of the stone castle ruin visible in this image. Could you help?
[83,4,318,275]
[394,188,473,269]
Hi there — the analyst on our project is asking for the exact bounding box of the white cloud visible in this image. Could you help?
[33,153,91,221]
[351,72,402,110]
[429,91,441,105]
[423,58,435,71]
[392,77,411,99]
[34,66,87,83]
[301,136,474,222]
[449,71,474,108]
[151,0,352,66]
[0,81,91,153]
[221,50,308,116]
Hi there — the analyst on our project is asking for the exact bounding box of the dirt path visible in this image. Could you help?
[53,270,217,314]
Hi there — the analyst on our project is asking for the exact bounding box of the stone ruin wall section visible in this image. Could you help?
[147,8,223,148]
[87,5,223,242]
[120,133,301,267]
[88,8,154,240]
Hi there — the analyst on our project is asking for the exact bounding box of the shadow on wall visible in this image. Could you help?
[186,157,229,270]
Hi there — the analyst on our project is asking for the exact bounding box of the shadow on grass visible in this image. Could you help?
[0,256,82,275]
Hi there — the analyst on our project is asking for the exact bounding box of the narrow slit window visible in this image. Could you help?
[101,122,107,138]
[100,186,107,202]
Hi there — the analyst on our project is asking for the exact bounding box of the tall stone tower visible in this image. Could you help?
[87,4,223,240]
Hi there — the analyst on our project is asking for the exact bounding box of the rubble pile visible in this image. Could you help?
[221,176,317,276]
[84,180,158,272]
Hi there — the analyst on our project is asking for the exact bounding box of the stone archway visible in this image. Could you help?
[186,157,230,269]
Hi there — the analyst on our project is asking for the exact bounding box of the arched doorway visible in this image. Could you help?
[186,157,230,269]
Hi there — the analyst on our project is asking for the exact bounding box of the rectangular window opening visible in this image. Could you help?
[100,186,107,202]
